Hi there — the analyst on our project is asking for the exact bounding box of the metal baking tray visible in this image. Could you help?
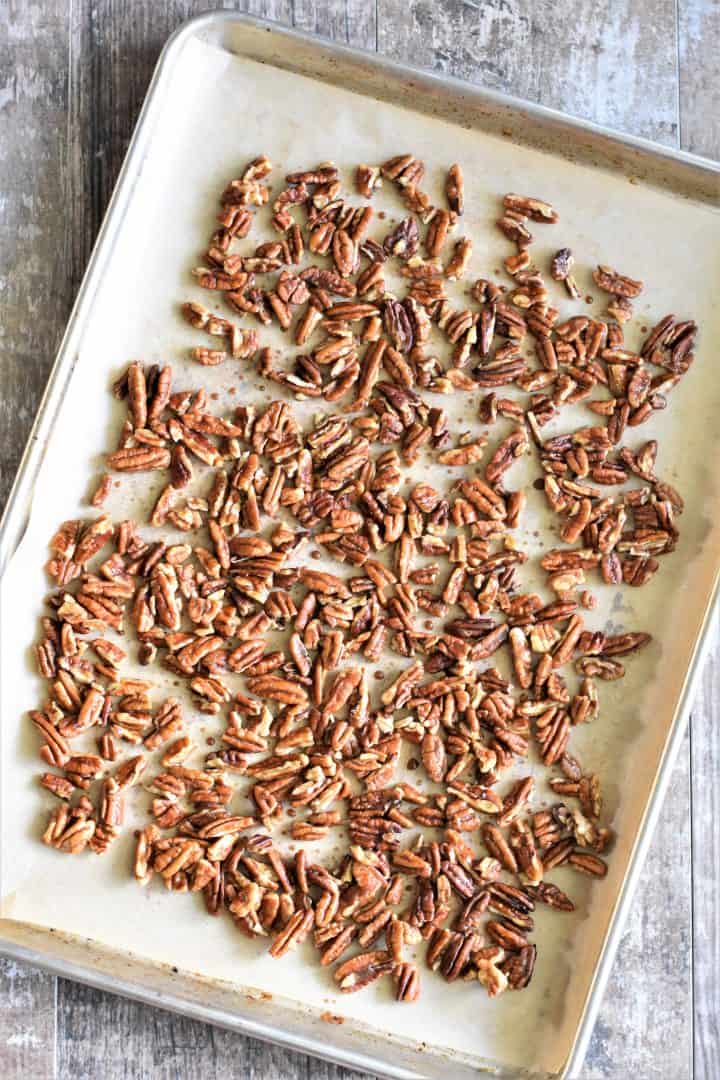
[1,11,719,1079]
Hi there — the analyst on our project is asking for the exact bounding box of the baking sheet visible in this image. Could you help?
[2,31,720,1078]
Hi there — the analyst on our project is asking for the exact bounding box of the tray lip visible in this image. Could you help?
[0,933,418,1080]
[1,9,717,1080]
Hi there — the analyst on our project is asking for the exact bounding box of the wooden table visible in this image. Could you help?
[1,2,718,1077]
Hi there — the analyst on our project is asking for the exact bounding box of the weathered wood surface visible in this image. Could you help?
[0,958,55,1079]
[679,0,720,158]
[0,2,717,1077]
[690,614,720,1080]
[677,6,720,1069]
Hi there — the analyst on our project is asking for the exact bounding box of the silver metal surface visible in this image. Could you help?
[1,11,718,1079]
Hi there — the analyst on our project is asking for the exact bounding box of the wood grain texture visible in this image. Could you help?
[376,0,679,142]
[56,980,363,1080]
[0,0,73,506]
[0,2,67,1072]
[0,959,55,1080]
[584,743,693,1079]
[690,620,720,1080]
[0,2,717,1079]
[292,0,378,48]
[679,6,720,1076]
[679,0,720,157]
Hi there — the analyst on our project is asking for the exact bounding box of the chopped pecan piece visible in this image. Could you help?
[592,265,643,298]
[445,164,464,215]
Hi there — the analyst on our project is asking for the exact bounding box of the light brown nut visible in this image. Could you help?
[426,210,453,256]
[592,264,643,297]
[355,164,382,197]
[394,961,421,1002]
[445,164,464,215]
[503,193,558,223]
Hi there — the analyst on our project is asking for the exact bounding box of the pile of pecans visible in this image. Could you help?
[30,152,696,1003]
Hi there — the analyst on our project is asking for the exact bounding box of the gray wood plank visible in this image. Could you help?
[292,0,376,46]
[293,0,350,38]
[376,0,679,142]
[247,0,294,27]
[679,0,720,158]
[0,0,73,504]
[0,1,69,1074]
[690,619,720,1080]
[679,6,720,1076]
[583,742,694,1079]
[679,8,720,1078]
[345,0,378,49]
[0,959,56,1080]
[56,980,363,1080]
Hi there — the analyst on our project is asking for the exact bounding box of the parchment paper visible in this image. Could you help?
[2,35,720,1076]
